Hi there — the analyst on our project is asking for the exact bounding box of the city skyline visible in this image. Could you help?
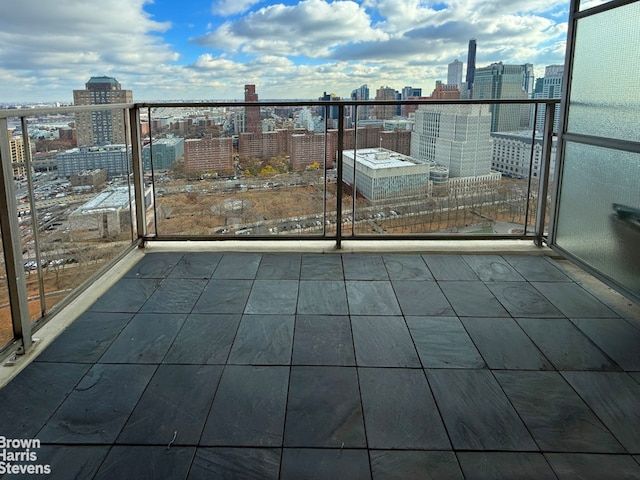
[0,0,579,103]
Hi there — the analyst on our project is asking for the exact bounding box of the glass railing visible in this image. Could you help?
[0,104,137,355]
[139,99,557,242]
[0,97,558,353]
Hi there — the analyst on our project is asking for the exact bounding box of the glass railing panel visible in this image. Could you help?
[345,102,545,236]
[18,109,135,318]
[149,105,329,237]
[0,223,12,347]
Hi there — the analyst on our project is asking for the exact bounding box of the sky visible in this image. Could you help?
[0,0,576,103]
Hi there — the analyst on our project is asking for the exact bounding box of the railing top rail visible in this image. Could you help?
[1,98,561,119]
[0,103,136,120]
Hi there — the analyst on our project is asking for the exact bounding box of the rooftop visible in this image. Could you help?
[1,248,639,479]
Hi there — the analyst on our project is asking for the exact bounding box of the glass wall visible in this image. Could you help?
[553,0,640,298]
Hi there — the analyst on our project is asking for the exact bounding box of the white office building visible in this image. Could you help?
[491,131,558,181]
[342,148,432,202]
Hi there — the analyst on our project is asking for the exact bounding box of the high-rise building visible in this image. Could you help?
[184,135,233,173]
[465,39,477,93]
[373,86,398,120]
[320,92,341,128]
[410,103,494,178]
[448,60,464,88]
[401,87,422,99]
[244,84,260,134]
[350,84,370,122]
[534,65,564,133]
[522,63,535,97]
[73,77,133,147]
[432,81,461,99]
[472,62,528,132]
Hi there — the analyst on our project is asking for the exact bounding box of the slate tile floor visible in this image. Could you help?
[1,252,640,479]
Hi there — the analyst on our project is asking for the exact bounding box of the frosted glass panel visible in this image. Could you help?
[567,1,640,142]
[556,143,640,295]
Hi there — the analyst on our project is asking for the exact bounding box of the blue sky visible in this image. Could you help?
[0,0,577,102]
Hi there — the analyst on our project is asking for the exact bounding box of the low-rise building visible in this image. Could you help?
[491,131,557,180]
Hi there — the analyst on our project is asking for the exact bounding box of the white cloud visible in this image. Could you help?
[195,0,387,57]
[212,0,264,16]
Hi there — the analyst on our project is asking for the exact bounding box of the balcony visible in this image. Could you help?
[0,96,639,478]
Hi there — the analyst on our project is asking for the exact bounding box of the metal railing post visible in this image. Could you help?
[128,107,147,240]
[0,118,32,352]
[335,105,344,249]
[535,101,556,246]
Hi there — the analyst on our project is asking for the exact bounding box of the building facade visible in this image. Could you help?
[410,103,494,178]
[73,77,133,146]
[465,39,477,93]
[142,137,184,170]
[56,145,130,178]
[244,84,260,134]
[372,86,397,120]
[448,60,464,88]
[491,131,558,180]
[342,148,432,202]
[534,65,564,133]
[184,136,233,173]
[472,63,529,132]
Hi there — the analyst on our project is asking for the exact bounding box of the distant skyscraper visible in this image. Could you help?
[373,86,398,120]
[448,60,464,87]
[535,65,565,133]
[73,76,133,147]
[522,63,535,97]
[465,39,477,93]
[472,62,528,132]
[244,84,260,134]
[401,86,422,99]
[351,84,370,121]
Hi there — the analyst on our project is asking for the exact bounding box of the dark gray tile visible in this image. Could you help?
[370,451,463,480]
[571,317,640,370]
[212,252,262,279]
[88,277,161,312]
[245,280,298,314]
[486,282,564,317]
[427,369,537,451]
[300,254,344,280]
[188,448,281,480]
[383,254,434,281]
[228,315,294,365]
[38,364,155,443]
[99,313,186,364]
[36,312,132,363]
[118,365,223,445]
[439,281,509,317]
[422,255,478,281]
[168,252,222,278]
[462,255,526,282]
[352,316,421,367]
[461,317,552,370]
[495,371,624,453]
[297,280,348,315]
[201,365,289,446]
[343,254,388,280]
[124,252,183,278]
[632,372,640,385]
[284,366,366,447]
[163,314,241,364]
[457,452,557,480]
[532,282,618,318]
[504,255,572,282]
[516,318,620,371]
[346,281,402,316]
[392,281,455,316]
[93,446,194,480]
[280,449,371,480]
[7,445,109,480]
[139,278,208,313]
[292,315,355,366]
[545,453,640,480]
[0,362,89,438]
[407,316,485,369]
[359,368,450,449]
[562,371,640,453]
[257,253,301,280]
[192,279,253,313]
